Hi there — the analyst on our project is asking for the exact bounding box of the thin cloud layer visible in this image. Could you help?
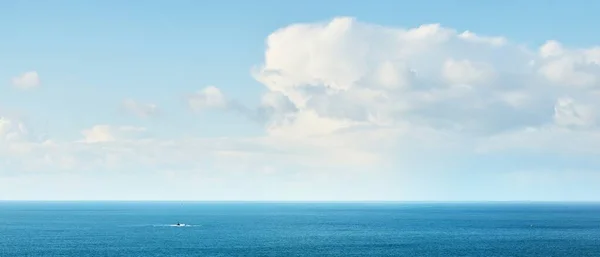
[121,99,159,118]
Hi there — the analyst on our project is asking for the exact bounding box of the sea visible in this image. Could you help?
[1,202,599,256]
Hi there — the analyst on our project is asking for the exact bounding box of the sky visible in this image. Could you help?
[1,0,600,201]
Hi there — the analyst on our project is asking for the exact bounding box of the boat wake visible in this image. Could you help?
[151,224,198,228]
[169,223,190,227]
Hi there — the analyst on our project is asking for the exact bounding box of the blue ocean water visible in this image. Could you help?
[1,202,599,256]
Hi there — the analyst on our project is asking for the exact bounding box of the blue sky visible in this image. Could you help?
[1,1,600,200]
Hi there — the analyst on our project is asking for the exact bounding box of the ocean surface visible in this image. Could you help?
[1,202,599,256]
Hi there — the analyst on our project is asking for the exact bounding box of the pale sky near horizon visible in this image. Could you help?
[2,0,600,201]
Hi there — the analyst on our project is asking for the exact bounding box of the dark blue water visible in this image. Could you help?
[1,202,599,256]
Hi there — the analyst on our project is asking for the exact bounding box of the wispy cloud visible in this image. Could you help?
[11,71,40,89]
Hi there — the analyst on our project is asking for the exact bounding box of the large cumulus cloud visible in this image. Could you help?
[234,17,600,157]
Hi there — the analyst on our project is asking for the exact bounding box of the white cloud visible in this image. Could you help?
[442,58,496,85]
[0,117,28,142]
[539,40,563,58]
[553,97,596,128]
[0,117,38,160]
[187,86,227,112]
[79,125,146,143]
[121,99,159,118]
[537,41,600,87]
[11,71,40,89]
[80,125,116,143]
[253,17,527,138]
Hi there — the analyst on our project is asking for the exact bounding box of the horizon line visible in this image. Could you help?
[1,200,599,203]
